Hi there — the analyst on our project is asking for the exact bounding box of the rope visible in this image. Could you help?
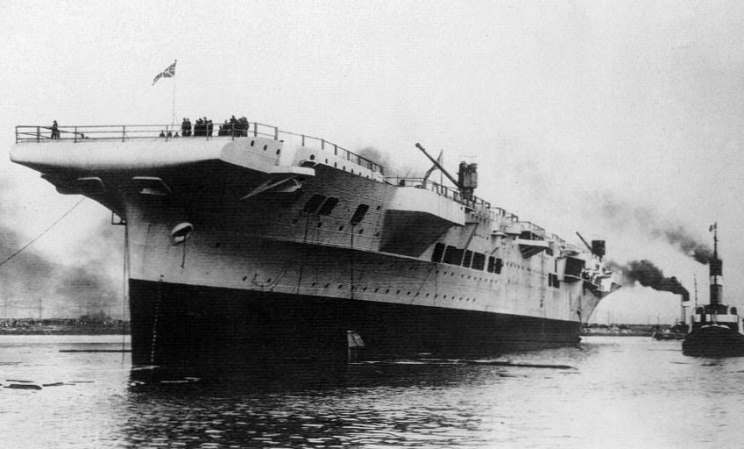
[0,197,86,269]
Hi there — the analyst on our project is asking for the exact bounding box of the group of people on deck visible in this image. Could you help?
[179,115,250,137]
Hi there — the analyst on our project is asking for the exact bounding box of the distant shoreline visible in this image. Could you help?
[0,323,130,336]
[0,329,130,335]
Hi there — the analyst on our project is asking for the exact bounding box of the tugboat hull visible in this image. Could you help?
[682,326,744,357]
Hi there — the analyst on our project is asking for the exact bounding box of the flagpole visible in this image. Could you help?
[171,75,176,127]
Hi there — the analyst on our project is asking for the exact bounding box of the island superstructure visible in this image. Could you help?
[11,122,620,366]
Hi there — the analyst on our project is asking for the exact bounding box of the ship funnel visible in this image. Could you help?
[710,257,722,305]
[457,162,478,200]
[709,224,722,306]
[591,240,606,260]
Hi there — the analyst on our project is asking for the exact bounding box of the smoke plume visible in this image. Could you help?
[610,259,689,302]
[597,194,713,265]
[357,146,422,178]
[0,172,123,319]
[651,226,714,264]
[0,220,122,319]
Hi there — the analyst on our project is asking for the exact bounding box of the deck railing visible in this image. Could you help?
[15,121,384,175]
[384,176,512,213]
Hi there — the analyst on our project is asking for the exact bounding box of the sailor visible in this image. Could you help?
[50,120,59,139]
[159,130,165,138]
[207,119,213,137]
[238,116,249,136]
[181,118,191,137]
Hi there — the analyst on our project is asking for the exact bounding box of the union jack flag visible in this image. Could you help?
[152,60,177,85]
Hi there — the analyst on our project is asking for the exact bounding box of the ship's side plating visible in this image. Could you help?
[11,123,619,366]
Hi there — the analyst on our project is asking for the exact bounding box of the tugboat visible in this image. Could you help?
[682,224,744,357]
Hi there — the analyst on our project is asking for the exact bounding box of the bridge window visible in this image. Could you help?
[350,204,370,225]
[303,194,326,213]
[472,252,485,270]
[462,250,473,268]
[431,243,445,262]
[443,246,463,265]
[317,197,339,215]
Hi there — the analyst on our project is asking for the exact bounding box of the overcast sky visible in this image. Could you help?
[2,0,744,322]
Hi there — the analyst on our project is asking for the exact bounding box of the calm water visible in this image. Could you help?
[0,335,742,449]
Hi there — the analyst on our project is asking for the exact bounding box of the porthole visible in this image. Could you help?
[310,154,316,160]
[263,144,268,151]
[250,140,255,146]
[276,149,281,155]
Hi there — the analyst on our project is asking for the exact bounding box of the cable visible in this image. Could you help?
[0,197,86,269]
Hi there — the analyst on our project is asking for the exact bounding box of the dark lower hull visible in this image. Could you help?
[129,279,581,368]
[682,326,744,357]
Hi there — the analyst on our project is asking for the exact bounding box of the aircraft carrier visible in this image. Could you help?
[11,121,620,367]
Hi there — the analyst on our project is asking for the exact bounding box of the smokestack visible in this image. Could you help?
[709,225,722,306]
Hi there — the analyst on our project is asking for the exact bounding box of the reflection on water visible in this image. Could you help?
[2,335,744,448]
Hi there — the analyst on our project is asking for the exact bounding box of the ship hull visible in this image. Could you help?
[130,279,581,368]
[682,326,744,357]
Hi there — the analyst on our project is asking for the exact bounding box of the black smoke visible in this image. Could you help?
[651,226,714,264]
[610,259,690,302]
[0,174,123,318]
[597,194,713,265]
